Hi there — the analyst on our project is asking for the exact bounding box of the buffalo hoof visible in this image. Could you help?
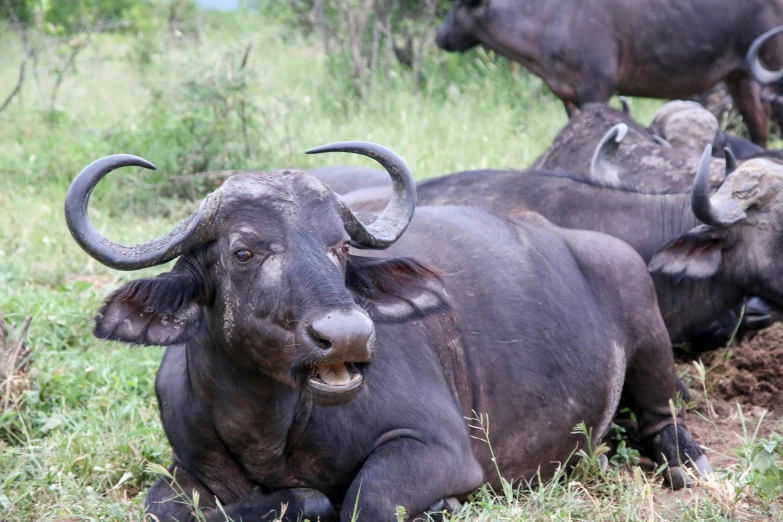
[443,497,462,513]
[663,465,690,490]
[411,497,462,521]
[427,499,445,512]
[649,424,711,490]
[664,465,686,490]
[598,454,609,473]
[693,454,714,477]
[291,488,337,522]
[663,454,713,490]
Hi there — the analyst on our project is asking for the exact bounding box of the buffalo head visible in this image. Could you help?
[648,101,720,156]
[651,146,783,306]
[65,142,419,406]
[436,0,486,53]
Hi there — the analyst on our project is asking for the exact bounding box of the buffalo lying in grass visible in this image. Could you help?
[533,104,731,191]
[436,1,783,146]
[650,100,783,163]
[348,148,783,352]
[66,143,708,521]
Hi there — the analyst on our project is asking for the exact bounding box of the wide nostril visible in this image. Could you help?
[308,310,374,355]
[308,324,333,351]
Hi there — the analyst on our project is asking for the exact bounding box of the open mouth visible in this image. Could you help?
[308,362,364,394]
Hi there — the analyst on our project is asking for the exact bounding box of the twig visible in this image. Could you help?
[337,0,374,98]
[239,41,253,69]
[1,316,32,411]
[0,0,35,115]
[49,38,84,114]
[0,48,32,115]
[239,41,254,159]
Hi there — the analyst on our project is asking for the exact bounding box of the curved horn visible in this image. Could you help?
[65,155,218,270]
[619,96,630,115]
[691,145,725,226]
[691,146,748,227]
[306,141,416,249]
[723,147,737,177]
[747,25,783,84]
[590,123,628,183]
[652,135,672,148]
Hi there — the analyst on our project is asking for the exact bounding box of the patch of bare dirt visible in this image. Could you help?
[674,324,783,471]
[699,323,783,413]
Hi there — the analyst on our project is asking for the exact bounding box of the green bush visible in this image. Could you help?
[2,0,159,34]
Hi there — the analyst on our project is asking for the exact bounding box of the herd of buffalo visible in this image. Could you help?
[64,5,783,522]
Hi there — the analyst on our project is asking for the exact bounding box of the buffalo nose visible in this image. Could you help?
[435,27,449,50]
[308,309,375,359]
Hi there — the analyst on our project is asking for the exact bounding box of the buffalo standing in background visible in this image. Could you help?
[65,143,708,522]
[436,0,783,147]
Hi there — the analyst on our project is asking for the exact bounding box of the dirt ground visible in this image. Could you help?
[679,323,783,468]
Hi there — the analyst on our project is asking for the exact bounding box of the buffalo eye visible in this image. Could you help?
[234,250,253,263]
[341,244,350,255]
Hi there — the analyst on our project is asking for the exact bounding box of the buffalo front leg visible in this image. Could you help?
[146,465,336,522]
[621,332,712,490]
[726,71,770,147]
[340,437,483,522]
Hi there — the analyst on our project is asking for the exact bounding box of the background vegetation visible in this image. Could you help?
[0,1,781,520]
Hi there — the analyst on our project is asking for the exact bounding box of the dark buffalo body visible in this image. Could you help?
[66,144,707,521]
[348,155,783,350]
[437,0,783,146]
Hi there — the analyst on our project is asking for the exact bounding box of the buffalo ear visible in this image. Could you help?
[346,255,448,322]
[649,225,728,280]
[94,271,202,346]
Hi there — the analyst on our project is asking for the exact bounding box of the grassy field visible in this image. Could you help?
[1,9,782,522]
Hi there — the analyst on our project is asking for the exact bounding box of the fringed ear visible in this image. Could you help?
[94,271,203,346]
[346,255,448,322]
[648,226,728,281]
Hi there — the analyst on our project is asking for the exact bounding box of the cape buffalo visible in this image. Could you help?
[348,149,783,351]
[436,1,783,146]
[533,104,731,191]
[648,101,722,156]
[66,143,708,522]
[650,100,783,163]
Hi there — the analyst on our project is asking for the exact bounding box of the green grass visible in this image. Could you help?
[0,10,781,522]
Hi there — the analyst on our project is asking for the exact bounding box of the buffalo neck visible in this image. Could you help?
[478,2,561,78]
[594,187,745,341]
[516,172,700,261]
[638,191,745,342]
[634,191,699,260]
[186,331,307,457]
[654,272,745,345]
